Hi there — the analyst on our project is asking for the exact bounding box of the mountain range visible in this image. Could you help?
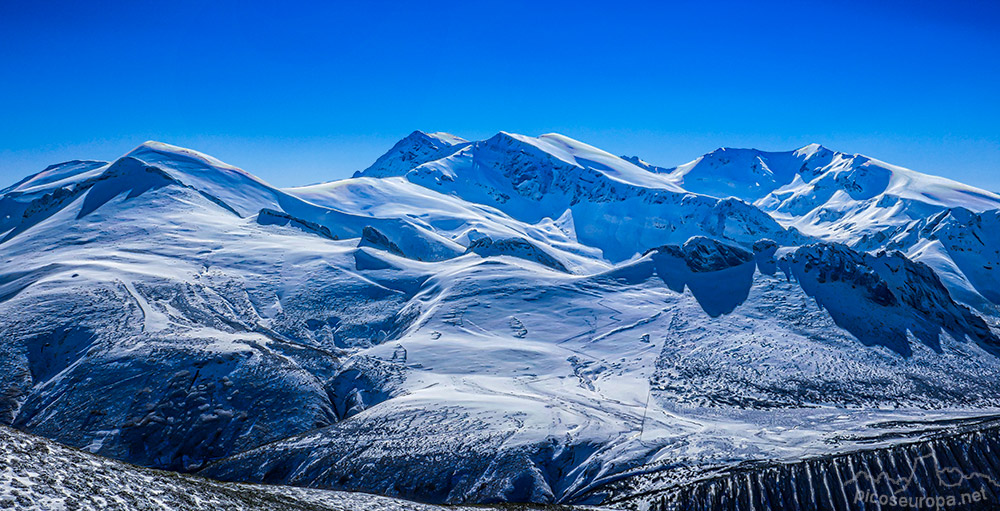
[2,131,999,510]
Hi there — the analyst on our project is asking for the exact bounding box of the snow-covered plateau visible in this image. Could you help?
[2,131,1000,510]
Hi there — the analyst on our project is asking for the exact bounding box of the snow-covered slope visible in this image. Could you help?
[658,143,1000,243]
[638,143,1000,308]
[2,132,1000,509]
[0,424,518,511]
[354,131,469,178]
[354,132,806,261]
[635,144,828,200]
[288,176,607,272]
[856,207,1000,308]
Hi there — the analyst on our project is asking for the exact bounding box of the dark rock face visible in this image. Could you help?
[752,238,778,254]
[0,423,479,511]
[643,237,756,317]
[869,250,1000,351]
[358,226,405,256]
[467,236,569,272]
[3,294,344,473]
[752,238,779,275]
[680,236,754,273]
[645,236,754,274]
[785,243,898,306]
[257,208,337,240]
[606,416,1000,511]
[778,243,999,356]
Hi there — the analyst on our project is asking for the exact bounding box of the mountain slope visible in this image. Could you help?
[0,424,517,511]
[203,236,1000,503]
[638,143,1000,308]
[355,131,469,178]
[658,143,1000,242]
[354,132,807,261]
[864,207,1000,308]
[1,132,999,509]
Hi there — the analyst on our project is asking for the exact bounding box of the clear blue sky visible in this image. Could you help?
[2,0,998,190]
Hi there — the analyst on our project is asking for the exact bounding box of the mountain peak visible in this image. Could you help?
[356,131,469,178]
[1,159,108,196]
[400,130,467,146]
[117,141,287,217]
[126,141,244,173]
[795,142,825,154]
[424,131,467,145]
[8,131,1000,510]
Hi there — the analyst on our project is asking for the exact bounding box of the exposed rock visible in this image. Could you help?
[645,236,753,273]
[257,208,337,240]
[467,236,569,272]
[359,226,405,256]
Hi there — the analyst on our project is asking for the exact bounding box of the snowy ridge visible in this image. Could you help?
[355,131,469,178]
[2,132,1000,509]
[658,143,1000,244]
[861,207,1000,307]
[354,131,804,261]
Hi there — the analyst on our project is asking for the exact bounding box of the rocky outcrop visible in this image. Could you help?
[645,236,754,273]
[257,208,337,240]
[466,236,568,272]
[781,243,898,306]
[643,237,756,317]
[358,226,405,256]
[778,243,999,356]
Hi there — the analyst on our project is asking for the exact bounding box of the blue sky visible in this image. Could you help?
[1,0,998,189]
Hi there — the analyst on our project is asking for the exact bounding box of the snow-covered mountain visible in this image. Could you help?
[351,132,807,261]
[650,143,1000,242]
[2,132,999,509]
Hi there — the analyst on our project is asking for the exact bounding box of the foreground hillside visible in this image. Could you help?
[1,132,999,509]
[0,425,545,511]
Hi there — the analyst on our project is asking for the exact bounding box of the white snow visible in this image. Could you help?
[2,132,1000,506]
